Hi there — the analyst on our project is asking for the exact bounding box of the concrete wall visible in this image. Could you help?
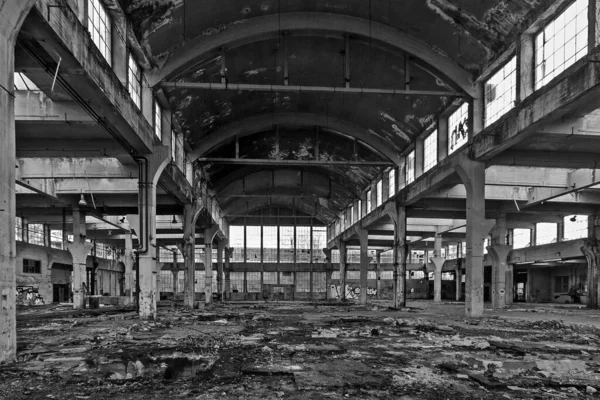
[15,242,124,305]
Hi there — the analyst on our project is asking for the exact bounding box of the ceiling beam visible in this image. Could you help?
[198,158,394,167]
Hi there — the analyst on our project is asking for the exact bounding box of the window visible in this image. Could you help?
[313,272,326,292]
[279,226,295,262]
[23,259,41,274]
[405,150,415,184]
[357,200,362,220]
[442,272,454,281]
[376,180,383,207]
[296,272,310,292]
[536,222,557,245]
[154,100,162,140]
[447,244,457,260]
[127,54,141,108]
[332,249,340,263]
[535,0,588,89]
[246,272,261,293]
[229,225,244,262]
[312,226,327,263]
[564,215,588,240]
[263,226,278,262]
[87,0,112,65]
[296,226,311,263]
[28,224,45,246]
[554,275,570,293]
[366,189,372,213]
[423,130,438,172]
[15,217,23,242]
[246,226,261,262]
[448,103,469,154]
[14,73,40,91]
[485,57,517,127]
[171,131,177,161]
[388,169,396,197]
[513,228,531,249]
[159,270,174,292]
[350,206,354,226]
[50,230,63,250]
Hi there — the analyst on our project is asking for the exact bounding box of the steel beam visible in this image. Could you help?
[198,158,394,166]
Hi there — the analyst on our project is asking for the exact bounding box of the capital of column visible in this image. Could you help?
[487,245,512,264]
[430,257,446,271]
[66,241,93,265]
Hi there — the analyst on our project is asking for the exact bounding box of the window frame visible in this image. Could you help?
[127,53,142,108]
[87,0,112,65]
[23,258,41,274]
[423,130,438,172]
[405,150,415,184]
[154,100,162,140]
[484,56,517,127]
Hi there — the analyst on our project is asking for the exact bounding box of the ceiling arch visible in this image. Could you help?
[190,112,403,165]
[148,12,476,97]
[209,166,363,199]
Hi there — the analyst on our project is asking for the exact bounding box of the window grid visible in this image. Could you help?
[87,0,112,65]
[423,130,438,172]
[376,180,383,207]
[279,226,295,263]
[127,54,141,108]
[485,57,517,127]
[350,205,355,226]
[366,189,372,213]
[448,103,469,154]
[154,100,162,140]
[28,224,45,246]
[388,169,396,198]
[229,226,244,262]
[357,200,362,220]
[15,217,23,242]
[405,150,415,184]
[246,226,261,262]
[263,272,278,284]
[313,272,326,292]
[50,230,63,250]
[159,271,173,292]
[23,259,41,274]
[246,272,261,293]
[535,0,588,90]
[263,226,278,263]
[296,272,311,292]
[230,272,245,293]
[296,226,311,263]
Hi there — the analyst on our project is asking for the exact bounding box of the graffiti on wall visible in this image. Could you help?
[330,284,377,300]
[16,286,45,306]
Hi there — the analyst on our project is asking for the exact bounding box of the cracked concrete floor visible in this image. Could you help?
[2,301,600,399]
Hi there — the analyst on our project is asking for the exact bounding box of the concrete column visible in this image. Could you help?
[204,228,214,306]
[391,203,407,308]
[123,234,135,302]
[582,239,600,309]
[224,248,233,300]
[323,248,332,300]
[217,241,225,300]
[339,241,347,301]
[488,245,512,308]
[355,226,369,305]
[66,209,93,309]
[455,258,463,301]
[171,269,178,294]
[376,251,382,299]
[180,203,197,309]
[138,147,169,319]
[454,154,486,318]
[431,234,446,303]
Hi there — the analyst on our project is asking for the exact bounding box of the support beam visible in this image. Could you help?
[198,158,394,167]
[526,169,600,208]
[17,157,137,179]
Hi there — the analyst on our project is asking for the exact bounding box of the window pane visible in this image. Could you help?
[366,189,372,213]
[127,54,141,108]
[405,150,415,184]
[485,57,517,127]
[229,225,244,262]
[376,180,383,206]
[536,222,557,245]
[423,130,438,172]
[279,226,295,262]
[563,215,588,240]
[535,0,588,89]
[154,100,162,139]
[312,226,327,263]
[296,226,311,263]
[263,226,278,263]
[87,0,112,65]
[246,226,261,262]
[388,169,396,197]
[513,228,531,249]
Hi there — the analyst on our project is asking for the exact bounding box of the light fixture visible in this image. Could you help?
[172,215,177,224]
[570,215,577,222]
[78,193,87,206]
[119,216,126,223]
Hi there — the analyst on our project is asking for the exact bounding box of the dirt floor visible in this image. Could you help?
[2,300,600,399]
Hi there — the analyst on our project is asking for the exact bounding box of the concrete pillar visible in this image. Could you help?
[323,248,332,300]
[391,203,407,308]
[454,154,486,318]
[123,233,134,302]
[217,241,225,300]
[582,238,600,309]
[355,226,369,305]
[171,269,178,294]
[204,227,214,306]
[224,247,233,300]
[339,240,347,301]
[138,147,169,319]
[488,245,512,308]
[455,258,463,301]
[67,209,93,309]
[180,202,200,309]
[376,251,382,299]
[431,234,446,303]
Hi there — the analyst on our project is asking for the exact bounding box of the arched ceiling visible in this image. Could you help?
[121,0,548,222]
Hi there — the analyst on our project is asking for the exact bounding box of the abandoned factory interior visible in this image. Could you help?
[3,0,600,398]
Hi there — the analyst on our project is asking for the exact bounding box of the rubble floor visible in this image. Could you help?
[2,300,600,399]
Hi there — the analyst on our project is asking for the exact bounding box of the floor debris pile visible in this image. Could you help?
[1,301,600,399]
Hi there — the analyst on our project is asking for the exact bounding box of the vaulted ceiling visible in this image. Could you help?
[121,0,550,224]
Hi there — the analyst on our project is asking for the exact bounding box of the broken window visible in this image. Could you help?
[279,271,294,285]
[484,57,516,127]
[423,130,438,172]
[230,272,245,292]
[405,150,415,184]
[87,0,112,65]
[535,0,588,90]
[448,103,469,154]
[23,259,41,274]
[536,222,558,245]
[13,72,40,91]
[563,215,588,240]
[27,224,45,246]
